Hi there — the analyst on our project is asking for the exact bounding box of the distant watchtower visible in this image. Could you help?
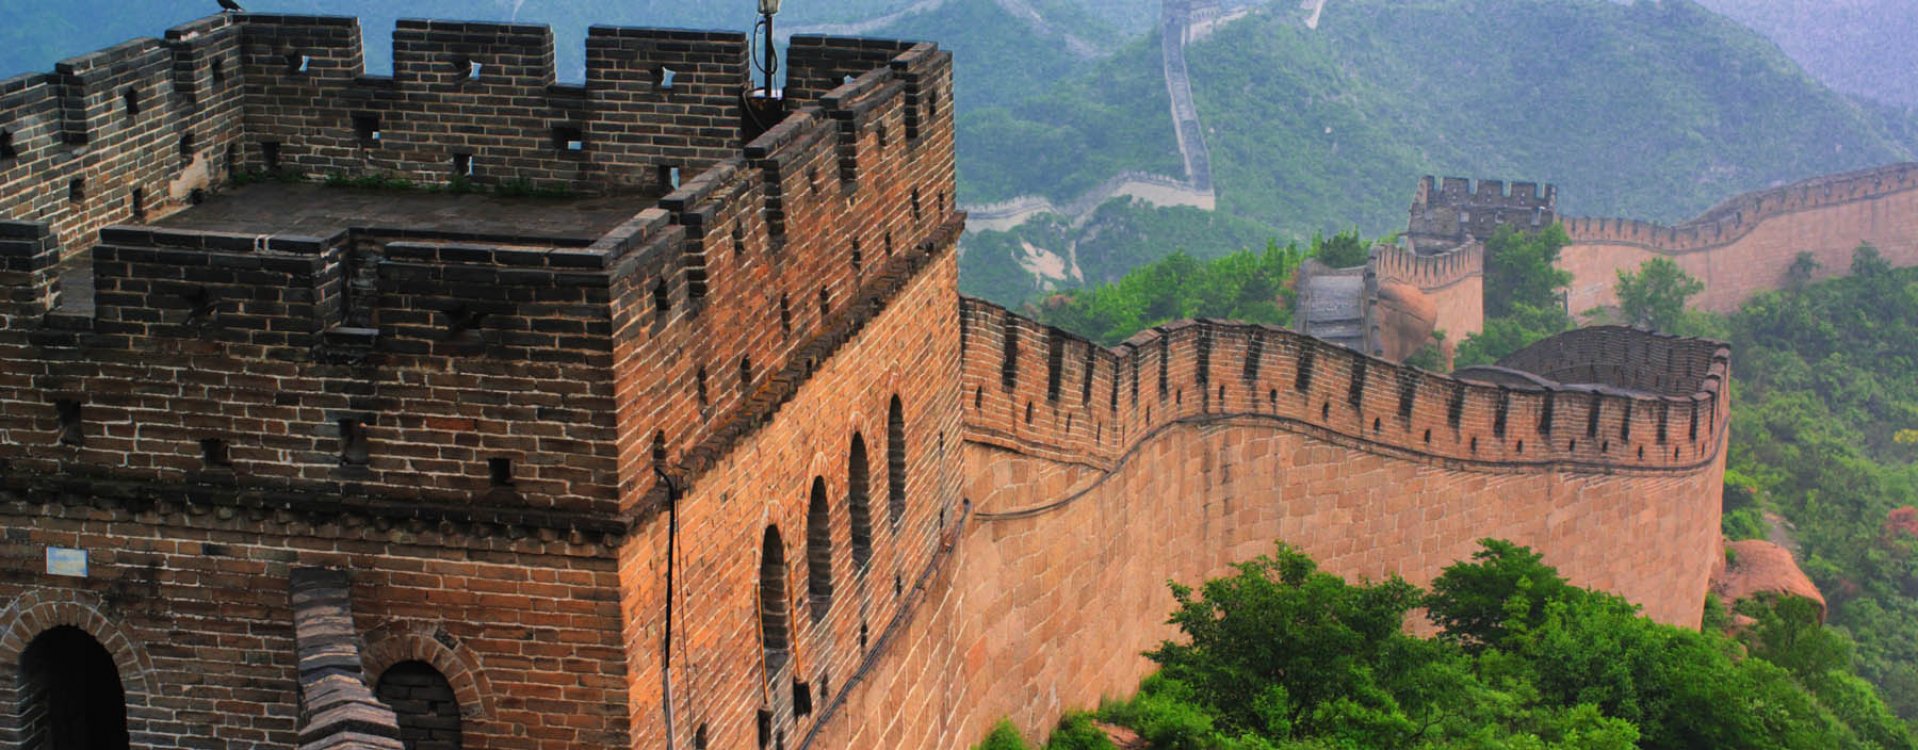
[1407,176,1557,253]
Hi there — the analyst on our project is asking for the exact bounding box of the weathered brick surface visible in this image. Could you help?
[0,503,629,749]
[1562,162,1918,312]
[0,11,1749,750]
[235,16,748,194]
[0,13,959,750]
[1407,176,1557,248]
[0,15,246,267]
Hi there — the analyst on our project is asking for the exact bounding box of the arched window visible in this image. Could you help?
[760,526,791,673]
[806,478,833,621]
[375,661,464,750]
[19,626,130,750]
[848,433,873,571]
[888,396,907,530]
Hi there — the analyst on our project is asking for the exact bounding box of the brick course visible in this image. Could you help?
[0,11,1743,750]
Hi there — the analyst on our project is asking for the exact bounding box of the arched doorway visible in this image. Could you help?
[375,660,464,750]
[19,626,130,750]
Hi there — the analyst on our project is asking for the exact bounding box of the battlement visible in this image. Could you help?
[1409,175,1558,247]
[1369,242,1483,290]
[961,298,1728,477]
[1415,175,1557,210]
[0,14,956,528]
[1563,162,1918,254]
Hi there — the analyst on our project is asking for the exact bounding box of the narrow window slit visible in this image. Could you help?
[338,418,369,465]
[353,114,381,145]
[553,125,585,152]
[55,400,83,447]
[201,438,231,467]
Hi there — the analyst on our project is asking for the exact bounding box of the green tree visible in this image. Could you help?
[1454,303,1573,368]
[1484,224,1574,318]
[1037,240,1309,346]
[1027,540,1917,750]
[1311,229,1371,269]
[1786,251,1822,289]
[1456,225,1575,368]
[1615,257,1705,331]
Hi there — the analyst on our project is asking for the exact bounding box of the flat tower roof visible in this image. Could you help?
[154,182,663,244]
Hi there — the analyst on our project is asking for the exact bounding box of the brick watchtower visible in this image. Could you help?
[0,12,957,749]
[1,11,1730,750]
[1407,175,1558,253]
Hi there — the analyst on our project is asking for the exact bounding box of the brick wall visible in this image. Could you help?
[235,16,749,194]
[612,35,960,747]
[790,304,1728,749]
[958,300,1727,475]
[1409,176,1558,245]
[0,14,959,750]
[1562,162,1918,312]
[0,15,246,267]
[0,498,630,748]
[1367,242,1485,348]
[0,12,1749,750]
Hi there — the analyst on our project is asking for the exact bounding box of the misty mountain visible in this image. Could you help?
[1692,0,1918,107]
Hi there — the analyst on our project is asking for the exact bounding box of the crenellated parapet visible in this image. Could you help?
[1408,175,1557,249]
[608,36,956,520]
[230,16,752,194]
[1369,242,1482,291]
[1560,161,1918,313]
[961,298,1728,477]
[0,14,957,535]
[1563,162,1918,254]
[0,14,247,268]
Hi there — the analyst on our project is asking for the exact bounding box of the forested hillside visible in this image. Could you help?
[1694,0,1918,107]
[1722,252,1918,724]
[953,0,1918,304]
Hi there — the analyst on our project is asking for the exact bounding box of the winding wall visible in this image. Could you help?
[1563,162,1918,313]
[959,0,1217,232]
[789,301,1729,747]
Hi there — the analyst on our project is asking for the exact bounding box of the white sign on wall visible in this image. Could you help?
[46,547,87,578]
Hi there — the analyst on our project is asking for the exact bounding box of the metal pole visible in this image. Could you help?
[763,13,778,97]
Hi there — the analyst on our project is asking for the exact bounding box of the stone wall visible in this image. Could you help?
[1368,242,1484,352]
[1409,176,1557,247]
[793,303,1728,749]
[234,16,749,194]
[0,13,1741,750]
[0,497,630,748]
[606,34,961,750]
[0,15,247,267]
[1562,162,1918,313]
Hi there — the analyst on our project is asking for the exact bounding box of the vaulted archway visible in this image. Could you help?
[19,626,129,750]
